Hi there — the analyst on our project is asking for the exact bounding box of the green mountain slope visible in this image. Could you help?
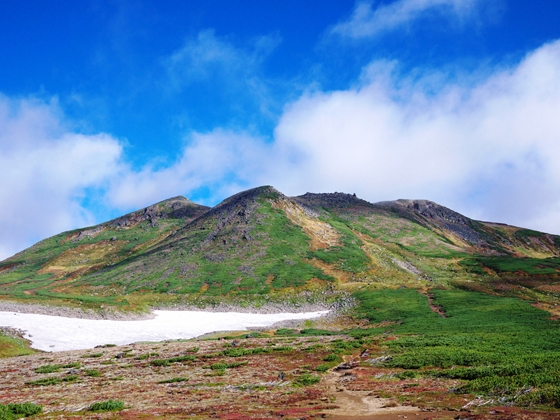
[1,186,560,312]
[0,196,209,307]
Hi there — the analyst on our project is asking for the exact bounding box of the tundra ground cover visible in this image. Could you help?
[0,287,560,418]
[350,288,560,407]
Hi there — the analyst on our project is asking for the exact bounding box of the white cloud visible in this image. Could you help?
[331,0,482,39]
[0,96,123,260]
[106,129,269,209]
[0,95,269,260]
[265,40,560,234]
[170,29,278,74]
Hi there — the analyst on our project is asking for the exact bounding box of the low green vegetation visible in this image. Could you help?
[323,354,338,362]
[0,402,42,419]
[351,288,560,406]
[0,332,36,358]
[26,374,79,387]
[150,354,197,367]
[313,364,330,372]
[82,352,103,358]
[294,373,321,386]
[87,399,124,412]
[158,377,189,384]
[210,361,247,370]
[84,369,101,377]
[461,256,560,275]
[34,362,80,373]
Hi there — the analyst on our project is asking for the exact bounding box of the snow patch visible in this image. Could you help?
[0,310,328,352]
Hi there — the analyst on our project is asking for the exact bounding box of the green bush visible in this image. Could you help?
[271,346,293,352]
[294,373,321,386]
[84,353,103,358]
[396,370,417,379]
[210,361,247,370]
[323,354,338,362]
[26,377,61,386]
[0,402,42,419]
[6,402,42,417]
[62,362,80,368]
[88,399,124,412]
[0,405,14,420]
[85,369,101,377]
[158,377,189,384]
[168,355,196,363]
[150,359,170,367]
[210,363,227,370]
[150,354,196,367]
[34,364,61,373]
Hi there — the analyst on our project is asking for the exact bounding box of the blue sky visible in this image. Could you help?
[2,0,560,259]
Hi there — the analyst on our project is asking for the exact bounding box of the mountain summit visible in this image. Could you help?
[1,186,559,310]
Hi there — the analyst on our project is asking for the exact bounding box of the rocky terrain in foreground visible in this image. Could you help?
[1,326,558,420]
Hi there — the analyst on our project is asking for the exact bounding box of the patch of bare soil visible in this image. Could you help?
[531,302,560,320]
[38,240,128,278]
[274,199,340,250]
[418,290,446,318]
[322,369,419,417]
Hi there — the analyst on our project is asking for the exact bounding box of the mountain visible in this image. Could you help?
[1,185,560,311]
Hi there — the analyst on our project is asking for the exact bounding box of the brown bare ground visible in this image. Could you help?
[39,241,128,278]
[321,368,419,417]
[274,199,340,250]
[307,258,352,283]
[417,290,446,318]
[532,302,560,320]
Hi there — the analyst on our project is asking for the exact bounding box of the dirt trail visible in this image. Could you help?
[417,290,446,318]
[322,365,420,418]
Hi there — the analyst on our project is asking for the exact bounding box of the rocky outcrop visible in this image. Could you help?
[109,196,209,229]
[294,192,374,211]
[375,199,490,248]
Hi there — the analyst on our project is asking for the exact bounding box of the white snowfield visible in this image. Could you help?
[0,310,328,352]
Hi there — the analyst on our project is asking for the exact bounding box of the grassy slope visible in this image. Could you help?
[2,187,560,311]
[348,288,560,407]
[0,197,208,309]
[0,331,36,358]
[295,193,560,304]
[72,187,340,307]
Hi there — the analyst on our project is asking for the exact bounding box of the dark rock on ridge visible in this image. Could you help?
[377,199,489,247]
[294,192,374,211]
[110,196,209,229]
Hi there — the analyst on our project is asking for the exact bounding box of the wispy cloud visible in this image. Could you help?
[331,0,482,39]
[0,96,123,260]
[163,30,282,121]
[106,129,269,209]
[165,30,279,85]
[109,40,560,235]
